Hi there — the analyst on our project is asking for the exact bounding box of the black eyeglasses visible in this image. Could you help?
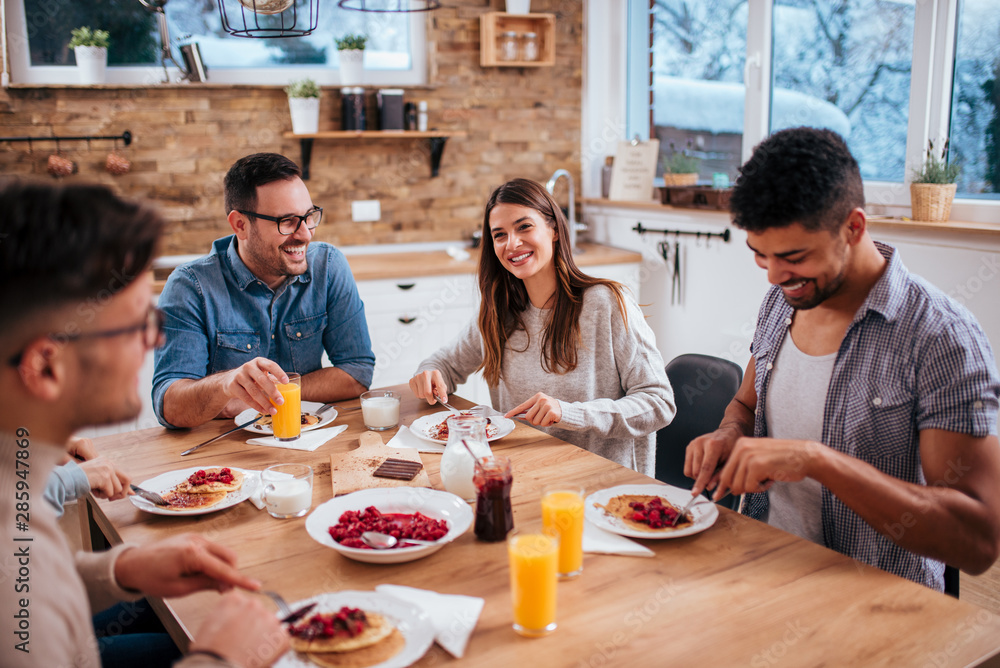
[8,307,165,367]
[237,206,323,235]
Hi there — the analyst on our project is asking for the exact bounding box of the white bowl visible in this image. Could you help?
[305,488,473,564]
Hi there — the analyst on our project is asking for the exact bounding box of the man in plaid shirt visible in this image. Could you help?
[686,127,1000,591]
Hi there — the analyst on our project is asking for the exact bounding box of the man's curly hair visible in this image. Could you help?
[729,127,864,233]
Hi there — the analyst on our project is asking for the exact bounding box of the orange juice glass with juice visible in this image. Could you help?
[541,485,585,579]
[508,527,559,637]
[271,372,301,441]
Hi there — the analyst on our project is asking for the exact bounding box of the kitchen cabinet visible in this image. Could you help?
[356,273,490,404]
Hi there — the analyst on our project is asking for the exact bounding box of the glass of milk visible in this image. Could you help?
[261,463,313,519]
[361,390,401,431]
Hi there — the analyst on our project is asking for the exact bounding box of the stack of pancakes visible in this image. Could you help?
[289,607,404,667]
[162,467,244,511]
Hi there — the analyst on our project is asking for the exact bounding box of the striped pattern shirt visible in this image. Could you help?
[743,242,1000,590]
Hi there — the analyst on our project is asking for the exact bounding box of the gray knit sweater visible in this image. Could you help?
[417,285,675,476]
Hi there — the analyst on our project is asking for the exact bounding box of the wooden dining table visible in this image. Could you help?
[84,386,1000,667]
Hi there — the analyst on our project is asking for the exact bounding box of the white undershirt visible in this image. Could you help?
[762,332,836,545]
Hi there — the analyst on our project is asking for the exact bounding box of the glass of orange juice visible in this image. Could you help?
[541,485,585,580]
[270,372,301,441]
[507,526,559,637]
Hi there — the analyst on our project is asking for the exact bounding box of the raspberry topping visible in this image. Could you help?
[187,467,235,486]
[288,607,368,640]
[328,506,449,549]
[628,497,685,529]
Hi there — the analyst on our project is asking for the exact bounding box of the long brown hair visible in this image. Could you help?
[477,178,627,386]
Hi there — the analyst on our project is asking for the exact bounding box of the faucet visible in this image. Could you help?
[545,169,585,254]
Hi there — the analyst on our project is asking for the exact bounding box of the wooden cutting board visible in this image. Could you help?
[329,431,431,496]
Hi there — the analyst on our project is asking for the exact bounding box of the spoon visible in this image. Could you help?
[360,531,440,549]
[462,439,486,473]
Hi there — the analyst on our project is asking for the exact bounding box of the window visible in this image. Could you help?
[628,0,999,221]
[6,0,426,85]
[646,0,748,181]
[771,1,914,183]
[949,0,1000,197]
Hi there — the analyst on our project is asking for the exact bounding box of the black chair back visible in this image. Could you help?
[655,354,743,509]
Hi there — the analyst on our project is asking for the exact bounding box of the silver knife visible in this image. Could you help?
[181,415,263,456]
[130,484,168,506]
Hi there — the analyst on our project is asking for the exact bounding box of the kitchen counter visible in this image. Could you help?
[152,241,641,291]
[345,241,640,282]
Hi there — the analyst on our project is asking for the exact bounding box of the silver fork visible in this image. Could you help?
[670,492,704,527]
[260,591,316,624]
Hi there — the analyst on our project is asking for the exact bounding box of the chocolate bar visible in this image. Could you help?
[372,458,423,481]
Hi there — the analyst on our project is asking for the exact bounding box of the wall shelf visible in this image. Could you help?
[281,130,467,179]
[480,12,556,67]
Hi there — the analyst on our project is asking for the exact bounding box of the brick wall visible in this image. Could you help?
[0,0,582,256]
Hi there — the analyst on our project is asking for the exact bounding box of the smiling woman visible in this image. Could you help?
[410,178,677,477]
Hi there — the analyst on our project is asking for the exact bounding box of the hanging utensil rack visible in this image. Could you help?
[632,221,731,243]
[0,130,133,147]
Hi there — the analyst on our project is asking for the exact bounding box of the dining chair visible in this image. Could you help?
[655,353,743,510]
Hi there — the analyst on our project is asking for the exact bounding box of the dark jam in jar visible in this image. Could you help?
[474,456,513,541]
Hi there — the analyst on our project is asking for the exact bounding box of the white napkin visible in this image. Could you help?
[385,425,446,454]
[583,519,654,557]
[375,584,483,659]
[247,424,347,451]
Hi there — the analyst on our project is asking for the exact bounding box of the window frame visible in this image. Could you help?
[4,1,427,86]
[609,0,999,224]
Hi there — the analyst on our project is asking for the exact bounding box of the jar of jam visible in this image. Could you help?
[473,455,513,541]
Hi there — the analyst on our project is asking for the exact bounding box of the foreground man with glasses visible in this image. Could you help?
[0,180,288,667]
[154,152,375,428]
[685,127,1000,591]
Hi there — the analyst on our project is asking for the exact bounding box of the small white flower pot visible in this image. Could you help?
[506,0,530,14]
[288,97,320,135]
[339,49,364,86]
[74,46,107,85]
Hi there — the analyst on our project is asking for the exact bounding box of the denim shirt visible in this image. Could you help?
[152,236,374,427]
[743,242,1000,590]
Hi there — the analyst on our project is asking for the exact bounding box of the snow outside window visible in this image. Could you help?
[633,0,1000,219]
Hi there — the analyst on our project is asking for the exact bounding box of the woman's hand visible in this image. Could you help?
[507,393,562,427]
[409,370,449,405]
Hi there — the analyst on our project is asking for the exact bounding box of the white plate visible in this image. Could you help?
[584,483,719,539]
[236,401,338,435]
[408,411,515,445]
[275,590,434,668]
[305,488,473,564]
[129,466,257,516]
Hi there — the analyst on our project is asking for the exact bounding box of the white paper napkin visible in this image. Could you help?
[247,424,347,451]
[375,584,483,659]
[583,519,654,557]
[385,425,446,454]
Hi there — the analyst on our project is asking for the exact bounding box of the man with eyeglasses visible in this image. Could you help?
[154,152,375,428]
[0,180,288,667]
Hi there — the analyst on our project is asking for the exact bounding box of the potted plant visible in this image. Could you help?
[335,33,367,86]
[68,27,110,85]
[506,0,531,13]
[285,78,321,135]
[910,139,961,222]
[661,142,700,187]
